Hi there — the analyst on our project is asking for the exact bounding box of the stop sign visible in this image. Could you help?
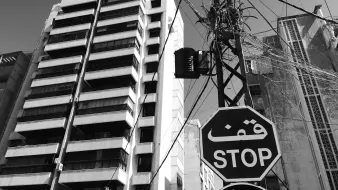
[200,106,281,182]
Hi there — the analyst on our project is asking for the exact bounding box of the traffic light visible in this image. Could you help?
[174,48,210,79]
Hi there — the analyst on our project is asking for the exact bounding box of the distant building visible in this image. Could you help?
[0,51,30,156]
[184,119,216,190]
[245,5,338,190]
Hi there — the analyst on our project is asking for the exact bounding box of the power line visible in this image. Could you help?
[278,0,338,25]
[141,75,211,190]
[323,0,334,19]
[252,28,276,35]
[103,0,185,187]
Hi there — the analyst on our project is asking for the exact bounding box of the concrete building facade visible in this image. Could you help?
[184,119,216,190]
[245,5,338,190]
[0,0,184,190]
[0,52,30,141]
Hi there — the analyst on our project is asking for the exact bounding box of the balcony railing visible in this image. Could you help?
[102,0,138,7]
[35,64,79,79]
[18,105,70,122]
[48,30,88,44]
[8,137,62,148]
[77,104,133,116]
[53,15,92,29]
[83,77,136,93]
[64,158,127,171]
[87,56,138,72]
[98,6,139,21]
[27,83,75,100]
[0,164,55,175]
[27,89,73,100]
[91,37,139,53]
[71,131,129,142]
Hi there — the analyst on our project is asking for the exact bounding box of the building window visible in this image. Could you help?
[140,127,154,143]
[144,82,157,94]
[95,21,140,36]
[146,62,159,73]
[249,85,261,96]
[91,37,139,53]
[151,0,161,8]
[177,173,183,190]
[149,28,161,38]
[48,30,88,44]
[137,154,152,172]
[148,44,160,55]
[245,60,253,73]
[102,0,137,6]
[99,6,140,21]
[150,13,162,22]
[142,103,156,117]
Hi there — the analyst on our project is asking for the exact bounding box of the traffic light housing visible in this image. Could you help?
[174,48,210,79]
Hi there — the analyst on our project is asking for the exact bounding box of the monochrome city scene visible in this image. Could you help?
[0,0,337,189]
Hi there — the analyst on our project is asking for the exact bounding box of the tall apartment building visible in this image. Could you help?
[0,0,184,190]
[245,5,338,190]
[0,52,30,144]
[184,119,217,190]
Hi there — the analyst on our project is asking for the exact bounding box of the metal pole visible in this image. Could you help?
[49,0,102,189]
[215,43,226,108]
[235,33,253,107]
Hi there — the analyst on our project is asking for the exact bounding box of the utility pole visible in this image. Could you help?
[214,0,253,108]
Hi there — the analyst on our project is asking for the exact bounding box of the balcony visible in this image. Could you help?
[73,110,133,127]
[31,74,77,87]
[132,172,152,185]
[145,54,159,63]
[67,137,130,154]
[146,37,160,46]
[51,23,91,35]
[135,143,154,154]
[60,0,97,11]
[87,55,139,72]
[17,104,69,123]
[97,14,141,28]
[35,63,79,79]
[84,66,138,82]
[101,0,139,8]
[138,116,155,128]
[27,82,75,100]
[15,118,67,136]
[23,95,71,109]
[89,46,140,63]
[45,38,88,53]
[94,28,141,45]
[140,93,157,103]
[83,75,136,94]
[38,55,82,68]
[80,87,136,103]
[99,6,140,21]
[5,143,59,158]
[143,73,158,82]
[0,170,52,187]
[59,167,127,185]
[148,21,161,29]
[56,8,95,21]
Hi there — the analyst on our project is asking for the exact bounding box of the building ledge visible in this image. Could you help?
[132,172,152,185]
[59,167,126,185]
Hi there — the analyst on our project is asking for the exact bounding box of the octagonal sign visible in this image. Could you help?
[200,106,281,182]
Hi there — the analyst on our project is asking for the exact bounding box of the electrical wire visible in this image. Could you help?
[102,0,184,187]
[323,0,334,19]
[141,75,212,190]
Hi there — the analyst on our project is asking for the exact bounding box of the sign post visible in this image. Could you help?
[200,106,281,182]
